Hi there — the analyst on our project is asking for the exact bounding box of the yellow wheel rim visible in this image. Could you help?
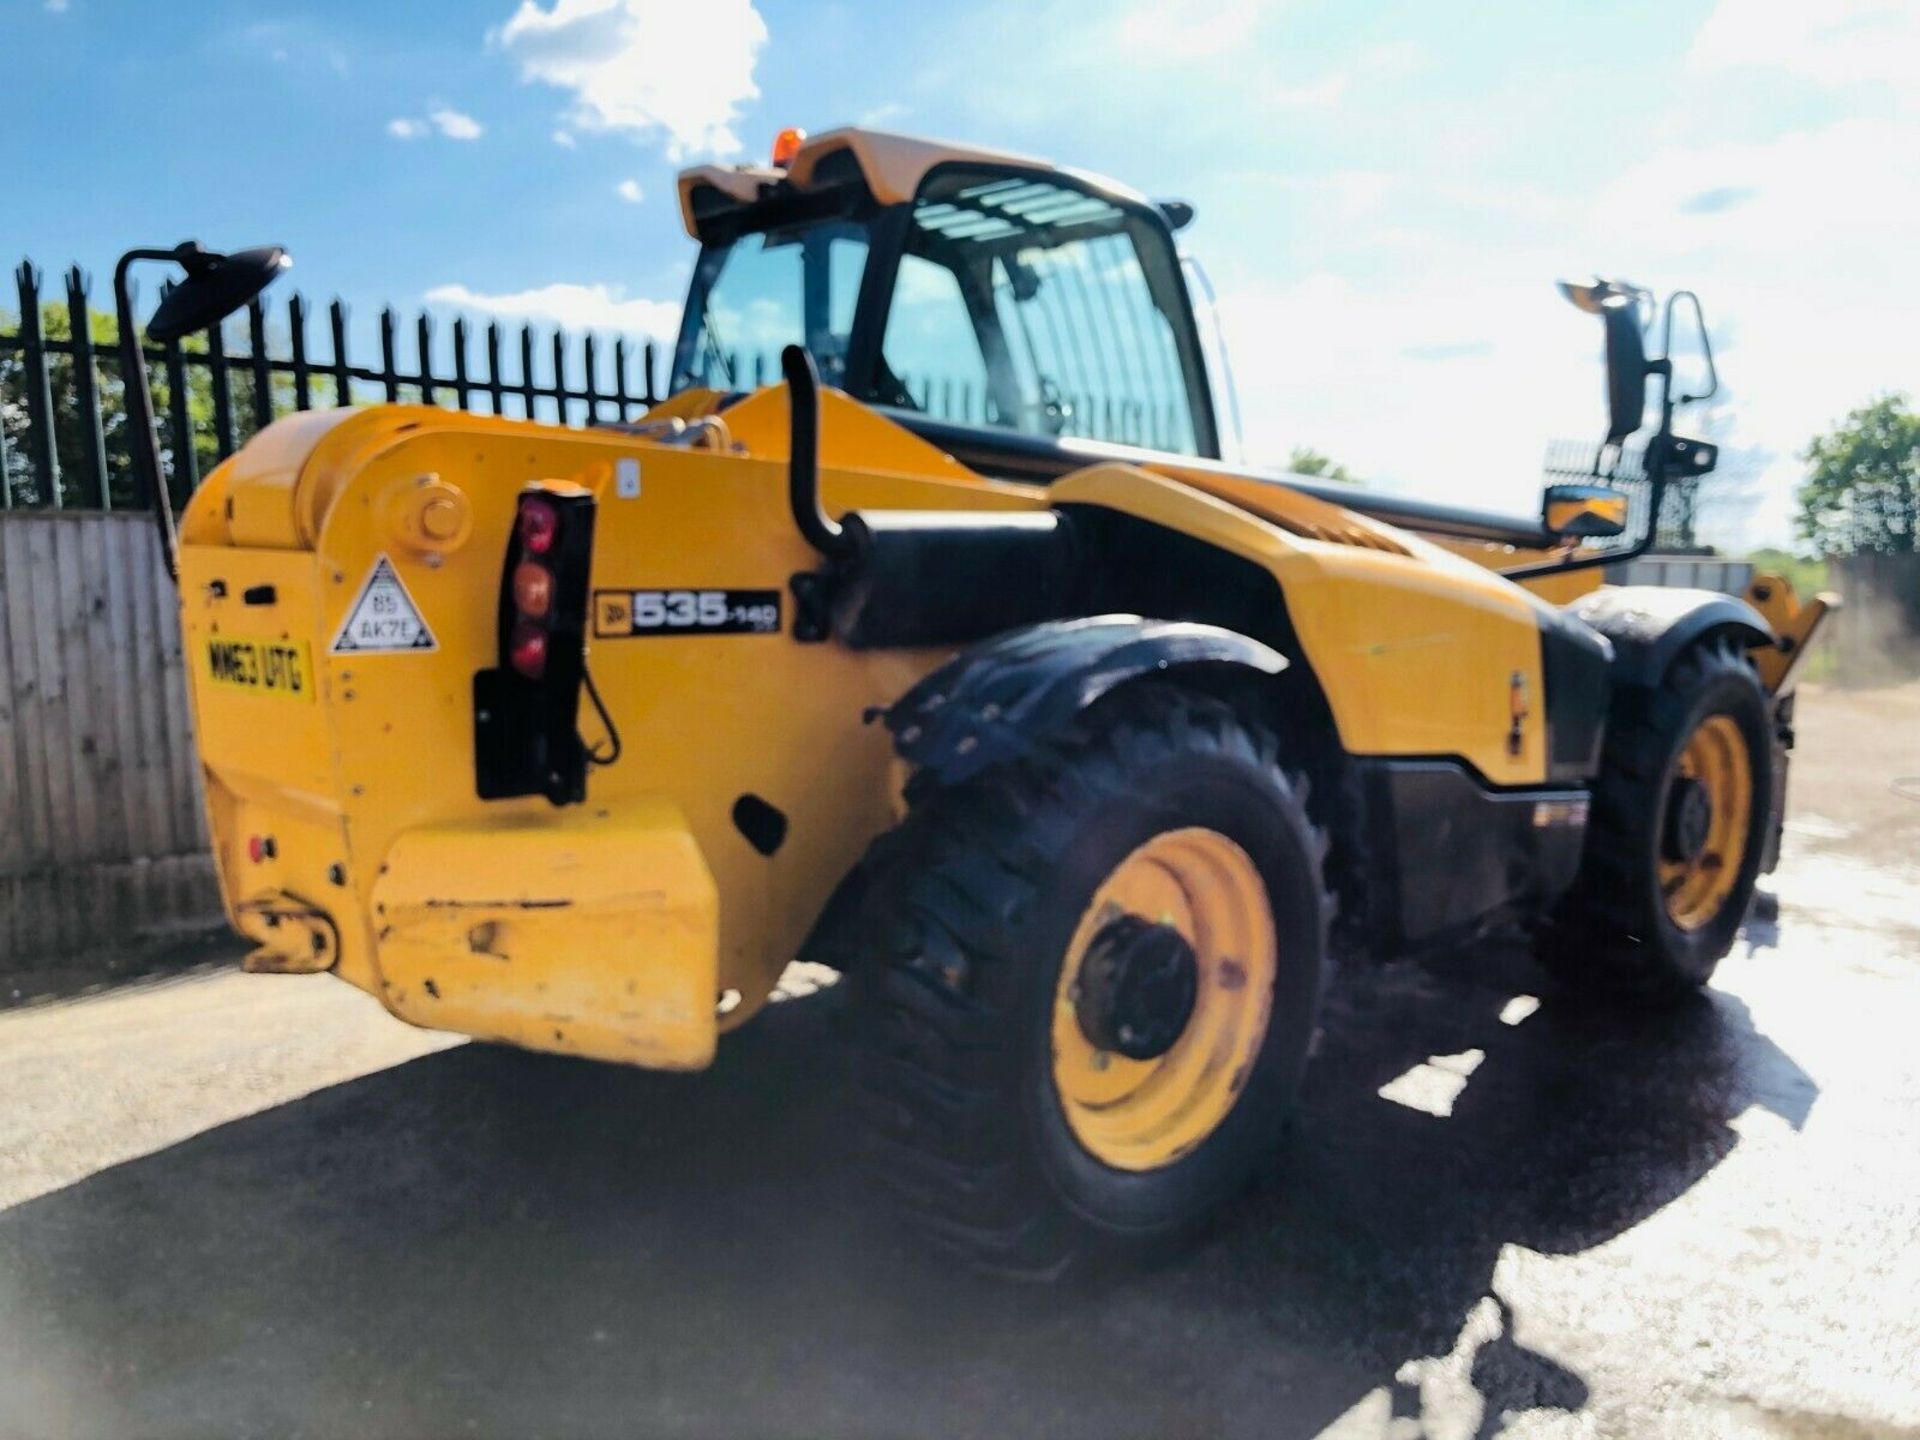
[1050,828,1276,1172]
[1659,713,1753,931]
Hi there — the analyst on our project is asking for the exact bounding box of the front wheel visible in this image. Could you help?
[849,686,1332,1277]
[1536,636,1773,1004]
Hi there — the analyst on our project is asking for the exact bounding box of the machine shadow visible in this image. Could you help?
[0,944,1814,1440]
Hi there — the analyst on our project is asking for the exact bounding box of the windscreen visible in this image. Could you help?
[670,219,871,393]
[877,171,1207,454]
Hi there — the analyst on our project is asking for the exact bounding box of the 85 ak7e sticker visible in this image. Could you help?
[331,555,438,654]
[594,589,782,638]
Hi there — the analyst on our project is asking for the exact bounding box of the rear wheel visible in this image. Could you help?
[1537,636,1772,1004]
[849,686,1331,1277]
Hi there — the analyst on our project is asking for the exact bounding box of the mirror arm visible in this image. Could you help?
[114,248,183,584]
[1510,282,1717,583]
[1662,290,1719,407]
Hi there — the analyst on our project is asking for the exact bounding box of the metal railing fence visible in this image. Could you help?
[2,259,670,513]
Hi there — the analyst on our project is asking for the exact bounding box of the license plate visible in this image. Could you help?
[203,636,316,701]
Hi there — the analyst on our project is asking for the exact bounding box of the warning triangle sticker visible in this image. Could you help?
[330,555,438,654]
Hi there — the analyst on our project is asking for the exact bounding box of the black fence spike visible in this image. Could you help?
[162,331,198,496]
[518,325,537,418]
[247,297,272,433]
[329,298,351,409]
[207,322,236,458]
[416,313,437,407]
[288,293,311,412]
[452,317,471,411]
[16,261,62,507]
[378,307,400,403]
[65,265,110,508]
[485,321,505,416]
[582,332,599,426]
[613,337,632,421]
[551,328,568,426]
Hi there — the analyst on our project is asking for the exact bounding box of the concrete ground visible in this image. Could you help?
[2,682,1917,1440]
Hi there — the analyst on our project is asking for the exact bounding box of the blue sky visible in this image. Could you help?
[7,0,1915,547]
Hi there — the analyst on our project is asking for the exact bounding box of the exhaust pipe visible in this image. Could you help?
[781,345,857,565]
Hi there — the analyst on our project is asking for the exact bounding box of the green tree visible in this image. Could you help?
[1287,445,1358,482]
[1796,394,1919,556]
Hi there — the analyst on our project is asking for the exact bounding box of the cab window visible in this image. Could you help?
[672,220,871,392]
[869,169,1207,455]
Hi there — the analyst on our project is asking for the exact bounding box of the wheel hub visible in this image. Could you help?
[1664,776,1714,863]
[1074,914,1199,1061]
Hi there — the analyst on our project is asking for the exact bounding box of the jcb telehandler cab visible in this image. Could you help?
[125,127,1833,1275]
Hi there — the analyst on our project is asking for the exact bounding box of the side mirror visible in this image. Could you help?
[1543,483,1629,541]
[115,240,292,584]
[1558,279,1649,445]
[146,243,291,344]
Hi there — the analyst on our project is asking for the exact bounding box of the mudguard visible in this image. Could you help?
[1568,586,1771,689]
[884,615,1288,785]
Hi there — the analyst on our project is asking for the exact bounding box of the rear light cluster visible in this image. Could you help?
[508,496,564,677]
[474,484,598,806]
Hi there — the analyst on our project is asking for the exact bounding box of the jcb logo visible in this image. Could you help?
[595,593,632,636]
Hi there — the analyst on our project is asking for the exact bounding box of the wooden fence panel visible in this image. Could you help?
[0,511,220,971]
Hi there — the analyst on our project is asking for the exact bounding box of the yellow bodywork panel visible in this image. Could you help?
[373,801,719,1068]
[1052,464,1552,785]
[1744,572,1841,694]
[178,388,1611,1068]
[179,397,1044,1064]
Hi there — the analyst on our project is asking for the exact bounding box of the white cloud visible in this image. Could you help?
[1260,40,1422,107]
[1267,74,1348,107]
[429,106,485,141]
[1690,0,1919,90]
[615,178,644,203]
[493,0,768,160]
[389,107,486,142]
[425,281,680,340]
[857,102,910,129]
[552,128,577,148]
[1213,269,1597,518]
[1116,0,1259,62]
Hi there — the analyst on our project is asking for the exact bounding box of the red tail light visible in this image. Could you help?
[512,560,554,619]
[508,618,548,678]
[476,484,598,805]
[519,496,559,555]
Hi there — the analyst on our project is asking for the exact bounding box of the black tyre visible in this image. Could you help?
[849,685,1332,1278]
[1537,635,1773,1004]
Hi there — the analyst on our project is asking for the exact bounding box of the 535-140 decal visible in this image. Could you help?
[594,589,782,638]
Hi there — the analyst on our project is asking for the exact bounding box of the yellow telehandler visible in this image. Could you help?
[117,127,1833,1275]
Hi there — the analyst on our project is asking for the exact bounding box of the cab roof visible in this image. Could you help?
[674,126,1150,241]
